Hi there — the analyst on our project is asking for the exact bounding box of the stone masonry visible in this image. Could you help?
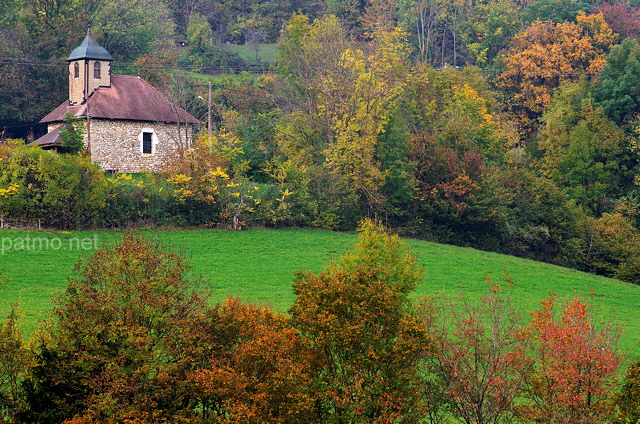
[88,119,193,173]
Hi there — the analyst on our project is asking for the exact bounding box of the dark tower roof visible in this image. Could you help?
[67,30,113,61]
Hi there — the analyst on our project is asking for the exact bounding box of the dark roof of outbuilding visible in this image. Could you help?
[34,125,64,147]
[41,75,200,125]
[67,31,113,61]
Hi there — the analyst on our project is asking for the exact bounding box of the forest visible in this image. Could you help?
[2,1,640,280]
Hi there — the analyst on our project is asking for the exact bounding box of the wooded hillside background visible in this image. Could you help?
[2,0,640,284]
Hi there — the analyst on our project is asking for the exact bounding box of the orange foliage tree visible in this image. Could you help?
[434,281,530,424]
[183,298,316,423]
[496,12,616,135]
[289,219,432,422]
[520,295,623,423]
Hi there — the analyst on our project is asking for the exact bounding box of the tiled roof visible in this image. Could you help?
[41,75,199,125]
[34,125,64,147]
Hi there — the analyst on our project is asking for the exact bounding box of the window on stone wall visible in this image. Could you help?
[74,62,79,79]
[94,61,101,79]
[142,132,153,154]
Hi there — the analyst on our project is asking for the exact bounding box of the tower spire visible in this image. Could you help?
[66,30,113,105]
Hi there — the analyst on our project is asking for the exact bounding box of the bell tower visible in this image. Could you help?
[67,30,113,105]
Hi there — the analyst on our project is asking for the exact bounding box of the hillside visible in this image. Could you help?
[1,227,638,356]
[3,3,640,293]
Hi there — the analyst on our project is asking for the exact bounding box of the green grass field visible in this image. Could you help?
[227,43,278,64]
[0,228,639,357]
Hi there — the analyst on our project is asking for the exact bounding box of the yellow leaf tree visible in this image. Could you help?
[277,15,412,210]
[323,27,411,206]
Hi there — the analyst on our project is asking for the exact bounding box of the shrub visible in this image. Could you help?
[584,213,640,284]
[0,145,108,229]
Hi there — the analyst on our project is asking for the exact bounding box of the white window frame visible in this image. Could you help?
[138,128,159,155]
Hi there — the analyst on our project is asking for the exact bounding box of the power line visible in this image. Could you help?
[0,55,272,73]
[2,122,46,129]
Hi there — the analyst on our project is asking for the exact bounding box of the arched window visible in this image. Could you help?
[74,62,79,79]
[94,61,101,79]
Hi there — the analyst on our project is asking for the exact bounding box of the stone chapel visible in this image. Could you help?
[35,30,199,173]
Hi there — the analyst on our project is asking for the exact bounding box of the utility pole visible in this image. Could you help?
[198,81,213,138]
[207,80,212,137]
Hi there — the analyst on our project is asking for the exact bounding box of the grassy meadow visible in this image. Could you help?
[0,228,639,357]
[227,43,278,64]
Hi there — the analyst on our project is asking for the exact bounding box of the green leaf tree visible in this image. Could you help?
[538,80,629,214]
[460,0,520,66]
[596,37,640,127]
[186,12,214,71]
[59,112,85,155]
[522,0,594,26]
[91,0,176,62]
[0,144,108,228]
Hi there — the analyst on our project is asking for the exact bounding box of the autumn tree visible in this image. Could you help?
[289,219,432,422]
[275,14,353,214]
[403,66,515,246]
[322,26,411,208]
[165,130,266,228]
[18,233,208,423]
[597,2,640,41]
[583,212,640,283]
[184,298,315,423]
[520,295,623,423]
[277,15,412,214]
[434,281,530,424]
[438,81,513,161]
[495,12,616,135]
